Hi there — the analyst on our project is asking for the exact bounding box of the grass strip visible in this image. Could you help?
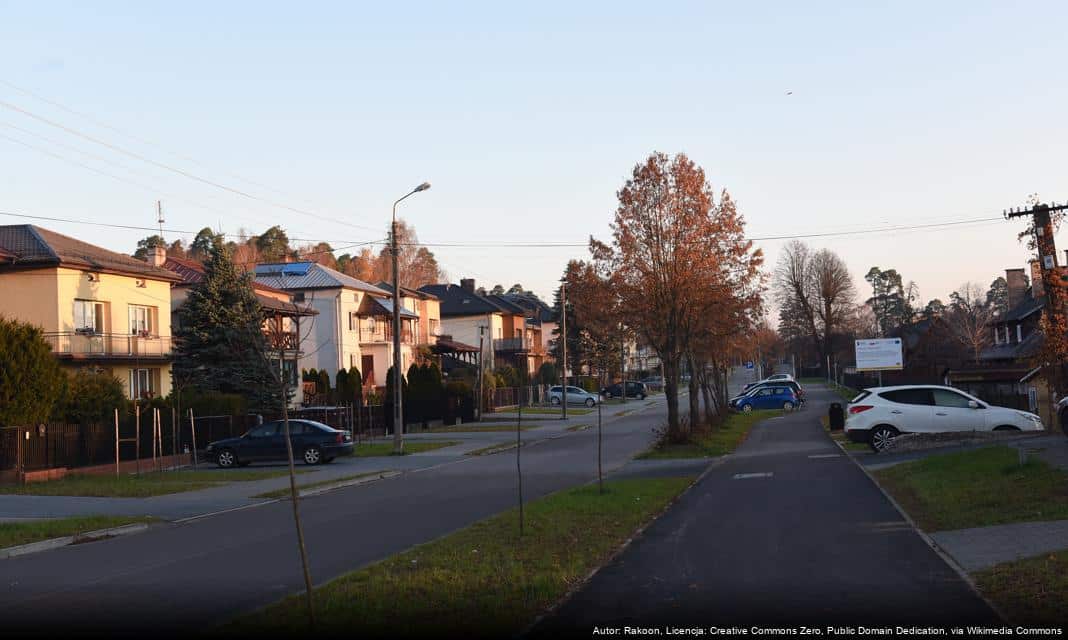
[355,441,459,457]
[0,469,306,498]
[512,407,594,416]
[424,424,538,433]
[565,424,592,432]
[973,549,1068,626]
[873,446,1068,531]
[820,415,870,452]
[464,442,522,456]
[253,471,388,499]
[228,476,695,636]
[637,409,779,459]
[1,515,154,549]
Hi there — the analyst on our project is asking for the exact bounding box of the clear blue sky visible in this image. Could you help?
[2,1,1067,309]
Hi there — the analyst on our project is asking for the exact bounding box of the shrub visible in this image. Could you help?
[0,316,65,426]
[56,369,126,423]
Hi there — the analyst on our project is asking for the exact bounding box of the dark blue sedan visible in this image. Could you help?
[730,386,799,413]
[206,419,354,467]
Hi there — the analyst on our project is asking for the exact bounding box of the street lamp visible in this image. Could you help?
[391,181,431,455]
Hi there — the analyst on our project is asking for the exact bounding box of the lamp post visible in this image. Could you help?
[559,277,568,421]
[391,181,431,455]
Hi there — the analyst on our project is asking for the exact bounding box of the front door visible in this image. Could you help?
[931,388,984,432]
[362,355,375,387]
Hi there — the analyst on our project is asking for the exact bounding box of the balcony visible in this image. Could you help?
[43,332,173,360]
[266,331,302,352]
[493,337,532,353]
[359,328,414,345]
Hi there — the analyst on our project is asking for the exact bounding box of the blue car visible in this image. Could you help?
[731,385,799,413]
[205,419,354,467]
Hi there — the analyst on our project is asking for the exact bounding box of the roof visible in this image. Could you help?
[433,337,481,353]
[419,284,508,316]
[946,366,1038,383]
[0,225,182,282]
[374,282,439,300]
[162,257,316,316]
[254,262,388,295]
[356,294,419,319]
[979,329,1043,361]
[995,295,1044,323]
[484,294,527,315]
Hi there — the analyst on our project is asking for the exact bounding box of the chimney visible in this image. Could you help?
[1030,259,1045,299]
[460,278,475,294]
[147,245,167,267]
[1005,268,1027,310]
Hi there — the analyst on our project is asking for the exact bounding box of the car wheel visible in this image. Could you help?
[993,425,1020,432]
[302,445,323,465]
[741,404,753,413]
[550,396,561,406]
[869,425,899,453]
[216,448,237,468]
[783,401,794,412]
[585,398,595,407]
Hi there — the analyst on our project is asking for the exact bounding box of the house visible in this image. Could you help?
[157,253,317,406]
[253,262,420,392]
[374,282,442,348]
[946,263,1053,423]
[418,279,545,375]
[0,225,181,399]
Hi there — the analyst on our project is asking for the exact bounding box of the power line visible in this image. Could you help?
[0,97,383,234]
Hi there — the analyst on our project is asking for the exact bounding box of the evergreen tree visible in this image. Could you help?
[173,235,278,411]
[986,276,1009,315]
[0,317,65,425]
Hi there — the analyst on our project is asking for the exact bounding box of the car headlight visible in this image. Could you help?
[205,444,214,451]
[1017,412,1043,424]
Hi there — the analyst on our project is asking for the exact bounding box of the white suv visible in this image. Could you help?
[844,385,1045,452]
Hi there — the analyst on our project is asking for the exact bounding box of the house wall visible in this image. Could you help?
[0,267,61,328]
[441,313,502,370]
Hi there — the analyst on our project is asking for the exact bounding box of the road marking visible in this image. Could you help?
[808,453,842,459]
[732,472,773,480]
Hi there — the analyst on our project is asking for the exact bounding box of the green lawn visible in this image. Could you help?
[1,515,154,549]
[511,407,594,416]
[565,423,592,432]
[974,549,1068,626]
[873,446,1068,531]
[638,409,779,459]
[354,441,459,457]
[0,469,306,498]
[228,476,695,636]
[425,424,538,433]
[797,378,860,402]
[253,471,389,499]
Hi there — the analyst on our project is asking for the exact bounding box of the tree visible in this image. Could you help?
[923,298,946,318]
[132,235,167,261]
[256,226,295,262]
[490,284,506,295]
[507,284,525,295]
[773,241,856,375]
[0,317,65,426]
[377,220,445,288]
[189,227,217,261]
[167,239,187,259]
[986,276,1009,315]
[57,369,125,423]
[173,235,278,410]
[298,242,338,270]
[589,151,763,440]
[945,283,995,363]
[865,267,912,335]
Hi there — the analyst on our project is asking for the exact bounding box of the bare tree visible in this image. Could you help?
[945,282,995,363]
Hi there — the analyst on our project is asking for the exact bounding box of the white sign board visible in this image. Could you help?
[855,338,903,372]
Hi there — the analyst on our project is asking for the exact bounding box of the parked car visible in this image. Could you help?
[734,379,805,405]
[206,419,354,467]
[601,381,648,399]
[1055,396,1068,437]
[845,385,1045,453]
[765,373,795,382]
[549,385,600,407]
[641,376,664,391]
[730,385,799,412]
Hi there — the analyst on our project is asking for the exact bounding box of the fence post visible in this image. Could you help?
[16,426,23,484]
[135,404,141,476]
[114,408,120,477]
[171,407,177,464]
[151,408,158,472]
[189,409,199,470]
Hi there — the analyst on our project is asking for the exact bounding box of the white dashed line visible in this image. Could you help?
[808,454,842,459]
[732,472,773,480]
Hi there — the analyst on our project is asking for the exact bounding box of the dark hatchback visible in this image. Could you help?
[601,381,649,399]
[206,419,354,467]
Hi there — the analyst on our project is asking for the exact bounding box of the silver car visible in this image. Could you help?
[549,385,599,407]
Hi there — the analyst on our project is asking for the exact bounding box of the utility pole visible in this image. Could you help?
[620,323,626,405]
[478,324,486,420]
[560,279,568,421]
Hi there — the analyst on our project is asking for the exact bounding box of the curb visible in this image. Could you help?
[836,437,1008,623]
[519,454,731,638]
[0,522,151,561]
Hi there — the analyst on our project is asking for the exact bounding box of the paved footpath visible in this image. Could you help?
[533,385,998,635]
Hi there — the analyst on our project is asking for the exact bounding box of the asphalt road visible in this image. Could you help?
[0,395,671,635]
[532,384,999,634]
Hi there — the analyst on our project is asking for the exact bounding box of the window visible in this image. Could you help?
[74,300,104,332]
[879,388,933,405]
[349,312,357,331]
[429,318,439,335]
[130,368,153,399]
[932,389,974,408]
[129,305,153,335]
[248,422,281,438]
[294,292,305,302]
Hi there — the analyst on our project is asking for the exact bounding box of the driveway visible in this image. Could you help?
[532,384,998,633]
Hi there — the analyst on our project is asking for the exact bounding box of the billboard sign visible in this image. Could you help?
[855,338,903,372]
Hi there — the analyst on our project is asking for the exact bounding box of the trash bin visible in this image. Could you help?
[828,402,845,431]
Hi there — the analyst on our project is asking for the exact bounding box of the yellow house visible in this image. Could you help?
[0,225,181,399]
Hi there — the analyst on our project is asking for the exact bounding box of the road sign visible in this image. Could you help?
[855,338,903,372]
[745,361,754,369]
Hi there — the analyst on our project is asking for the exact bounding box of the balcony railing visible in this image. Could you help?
[493,337,532,353]
[43,332,173,359]
[266,331,301,351]
[359,328,414,344]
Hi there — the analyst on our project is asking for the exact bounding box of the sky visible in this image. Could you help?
[2,1,1067,313]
